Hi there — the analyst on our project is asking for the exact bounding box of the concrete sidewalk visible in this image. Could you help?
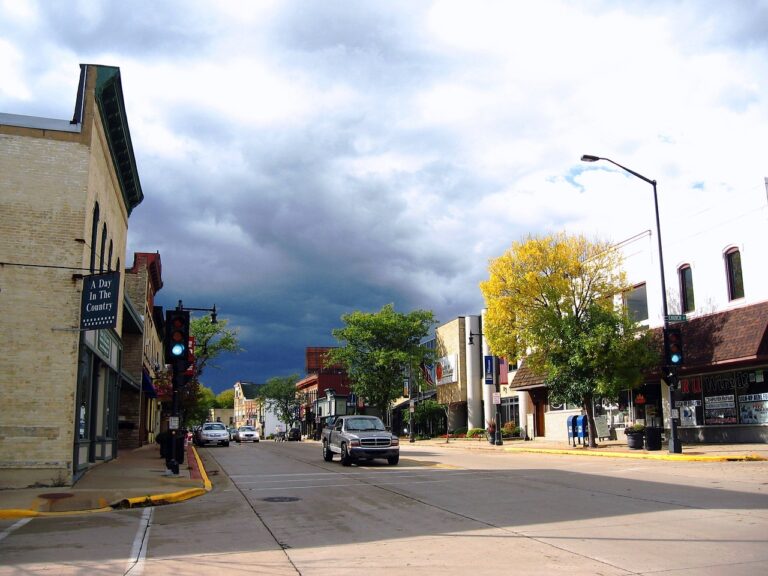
[1,438,764,519]
[0,443,210,519]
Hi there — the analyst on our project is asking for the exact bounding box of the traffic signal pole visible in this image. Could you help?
[165,307,191,475]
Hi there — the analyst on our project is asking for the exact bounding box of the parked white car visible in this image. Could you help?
[234,425,260,443]
[195,422,230,447]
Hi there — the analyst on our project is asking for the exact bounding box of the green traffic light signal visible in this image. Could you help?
[165,310,190,363]
[664,327,684,367]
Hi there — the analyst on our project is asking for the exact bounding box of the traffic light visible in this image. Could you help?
[663,327,684,367]
[165,309,190,372]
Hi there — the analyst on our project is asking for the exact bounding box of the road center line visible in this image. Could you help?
[125,507,153,575]
[0,518,31,543]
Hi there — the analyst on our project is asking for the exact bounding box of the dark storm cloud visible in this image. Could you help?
[5,1,766,392]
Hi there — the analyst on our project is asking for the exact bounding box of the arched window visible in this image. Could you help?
[99,223,107,273]
[725,248,744,301]
[107,240,114,272]
[678,265,695,313]
[89,203,100,273]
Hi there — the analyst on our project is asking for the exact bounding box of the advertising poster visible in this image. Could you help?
[739,392,768,424]
[704,394,737,425]
[436,355,457,385]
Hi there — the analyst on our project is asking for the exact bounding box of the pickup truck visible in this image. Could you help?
[321,415,400,466]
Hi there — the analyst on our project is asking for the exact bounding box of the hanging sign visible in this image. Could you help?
[80,271,120,330]
[484,356,495,385]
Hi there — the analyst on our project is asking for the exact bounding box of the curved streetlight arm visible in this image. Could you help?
[581,155,655,186]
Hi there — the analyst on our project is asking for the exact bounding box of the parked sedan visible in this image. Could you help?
[287,427,301,441]
[195,422,230,447]
[234,425,260,443]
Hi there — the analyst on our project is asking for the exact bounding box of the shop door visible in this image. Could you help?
[535,401,546,437]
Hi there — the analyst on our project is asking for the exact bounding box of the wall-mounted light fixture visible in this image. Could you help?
[468,331,483,345]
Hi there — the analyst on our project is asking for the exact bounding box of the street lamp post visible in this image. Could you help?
[468,330,503,446]
[581,154,682,454]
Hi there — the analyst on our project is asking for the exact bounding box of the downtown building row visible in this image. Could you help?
[423,183,768,445]
[230,348,355,440]
[0,65,175,488]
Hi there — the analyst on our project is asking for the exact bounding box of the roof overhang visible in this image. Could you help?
[91,65,144,215]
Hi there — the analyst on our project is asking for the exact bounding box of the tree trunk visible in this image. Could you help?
[584,395,598,448]
[444,406,450,443]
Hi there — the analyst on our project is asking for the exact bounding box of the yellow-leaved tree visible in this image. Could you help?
[480,232,658,447]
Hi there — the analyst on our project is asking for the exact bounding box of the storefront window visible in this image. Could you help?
[500,397,519,427]
[677,368,766,426]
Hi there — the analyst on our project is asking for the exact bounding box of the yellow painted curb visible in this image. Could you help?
[503,447,767,462]
[117,487,207,509]
[0,505,114,519]
[191,445,212,491]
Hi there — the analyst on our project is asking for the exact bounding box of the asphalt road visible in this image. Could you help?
[1,440,767,575]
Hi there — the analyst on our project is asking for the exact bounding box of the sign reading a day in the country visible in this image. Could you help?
[80,271,120,330]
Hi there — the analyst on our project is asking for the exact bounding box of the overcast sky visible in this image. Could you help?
[2,0,767,393]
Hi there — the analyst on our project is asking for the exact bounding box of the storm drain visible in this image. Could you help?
[261,496,300,502]
[38,493,74,501]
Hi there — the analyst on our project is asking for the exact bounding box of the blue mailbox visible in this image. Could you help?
[567,415,577,446]
[576,415,589,444]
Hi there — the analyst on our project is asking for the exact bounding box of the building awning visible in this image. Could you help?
[509,301,768,389]
[661,301,768,373]
[507,362,545,390]
[142,370,157,398]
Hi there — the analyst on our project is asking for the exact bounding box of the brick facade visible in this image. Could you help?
[0,64,144,487]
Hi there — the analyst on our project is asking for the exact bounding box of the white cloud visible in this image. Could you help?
[3,0,767,390]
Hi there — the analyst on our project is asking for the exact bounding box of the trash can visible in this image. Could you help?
[164,432,186,466]
[567,415,576,446]
[644,427,662,451]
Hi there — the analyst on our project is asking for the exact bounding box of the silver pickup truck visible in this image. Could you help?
[321,415,400,466]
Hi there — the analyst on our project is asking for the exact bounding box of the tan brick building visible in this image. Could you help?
[0,64,144,487]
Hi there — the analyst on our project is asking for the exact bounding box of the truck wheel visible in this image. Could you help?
[322,442,333,461]
[340,443,352,466]
[387,455,399,465]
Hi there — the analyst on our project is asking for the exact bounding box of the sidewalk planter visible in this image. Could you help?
[644,427,663,451]
[624,424,645,450]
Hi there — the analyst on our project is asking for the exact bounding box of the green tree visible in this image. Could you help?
[259,375,301,430]
[480,232,658,448]
[215,389,235,409]
[414,399,444,437]
[184,384,216,426]
[327,304,437,417]
[190,316,242,380]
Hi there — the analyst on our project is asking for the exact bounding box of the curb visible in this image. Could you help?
[502,446,768,462]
